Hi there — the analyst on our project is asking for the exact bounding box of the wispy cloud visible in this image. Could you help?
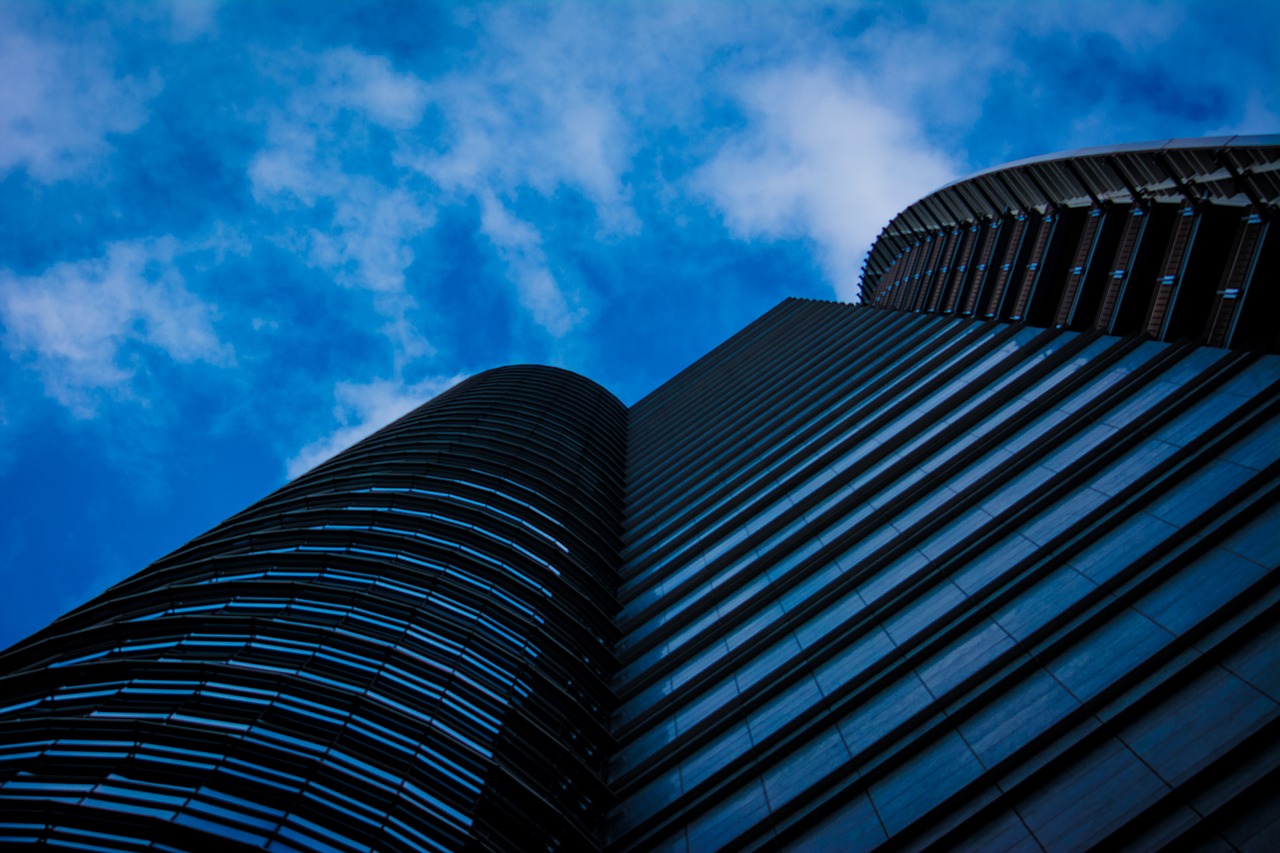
[249,48,438,366]
[0,13,152,182]
[2,0,1277,651]
[0,238,233,417]
[286,374,466,479]
[394,4,656,337]
[476,191,586,338]
[695,66,957,299]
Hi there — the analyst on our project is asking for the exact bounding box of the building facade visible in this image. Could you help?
[0,367,628,852]
[2,137,1279,851]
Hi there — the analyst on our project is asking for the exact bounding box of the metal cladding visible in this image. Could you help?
[0,366,627,852]
[860,136,1280,353]
[3,137,1280,852]
[607,298,1280,851]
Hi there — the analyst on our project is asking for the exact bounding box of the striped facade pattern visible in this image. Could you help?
[2,136,1280,853]
[608,298,1280,851]
[0,366,626,852]
[860,137,1280,354]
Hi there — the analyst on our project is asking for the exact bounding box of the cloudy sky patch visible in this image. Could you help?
[0,0,1275,646]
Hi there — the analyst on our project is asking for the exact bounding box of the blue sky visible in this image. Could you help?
[1,0,1276,649]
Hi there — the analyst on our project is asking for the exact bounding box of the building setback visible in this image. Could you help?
[1,137,1278,851]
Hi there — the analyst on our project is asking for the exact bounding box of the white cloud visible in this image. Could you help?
[477,192,585,338]
[248,32,632,346]
[0,239,233,417]
[249,49,439,366]
[308,184,434,294]
[695,65,957,300]
[0,18,150,182]
[248,48,434,233]
[160,0,221,41]
[317,47,430,130]
[286,375,466,479]
[394,5,655,336]
[414,8,637,227]
[1207,90,1280,138]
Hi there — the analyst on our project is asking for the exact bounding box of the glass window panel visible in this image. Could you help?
[680,723,752,790]
[993,567,1096,643]
[1090,440,1179,497]
[1155,390,1240,448]
[1135,547,1268,636]
[724,601,784,650]
[981,467,1055,517]
[1002,409,1070,455]
[610,719,678,781]
[778,561,844,614]
[791,790,887,850]
[1221,619,1280,703]
[919,506,994,561]
[917,620,1016,697]
[794,591,864,651]
[893,486,961,531]
[869,730,985,836]
[734,633,802,693]
[837,673,933,758]
[1044,608,1171,702]
[813,626,895,697]
[1068,511,1177,583]
[1145,460,1254,527]
[947,808,1039,852]
[834,525,897,573]
[1056,343,1165,415]
[612,678,672,727]
[760,723,851,811]
[857,548,930,606]
[959,668,1079,768]
[951,533,1038,595]
[1017,737,1168,851]
[747,674,823,745]
[1021,486,1109,547]
[175,813,270,846]
[1098,379,1182,431]
[670,640,728,689]
[1218,412,1280,472]
[645,828,690,853]
[1120,664,1276,786]
[674,675,739,734]
[716,570,771,618]
[685,776,770,852]
[883,582,966,646]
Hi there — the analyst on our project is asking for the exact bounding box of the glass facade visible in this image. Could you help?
[863,136,1280,354]
[0,366,627,852]
[2,138,1278,851]
[609,299,1280,851]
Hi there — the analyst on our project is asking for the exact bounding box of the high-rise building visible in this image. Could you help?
[2,137,1278,852]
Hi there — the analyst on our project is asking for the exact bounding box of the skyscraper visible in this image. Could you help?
[2,136,1278,851]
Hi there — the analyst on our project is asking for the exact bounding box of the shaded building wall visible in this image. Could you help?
[0,366,627,852]
[610,298,1280,851]
[2,136,1280,853]
[862,137,1280,353]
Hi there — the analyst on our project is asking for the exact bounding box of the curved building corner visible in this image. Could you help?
[860,136,1280,352]
[0,364,627,852]
[3,137,1280,853]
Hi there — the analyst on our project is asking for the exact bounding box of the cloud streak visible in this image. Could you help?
[0,238,233,417]
[696,66,958,299]
[0,14,151,182]
[286,375,466,479]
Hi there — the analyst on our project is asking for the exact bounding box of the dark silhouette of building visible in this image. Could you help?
[2,137,1278,852]
[0,367,628,852]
